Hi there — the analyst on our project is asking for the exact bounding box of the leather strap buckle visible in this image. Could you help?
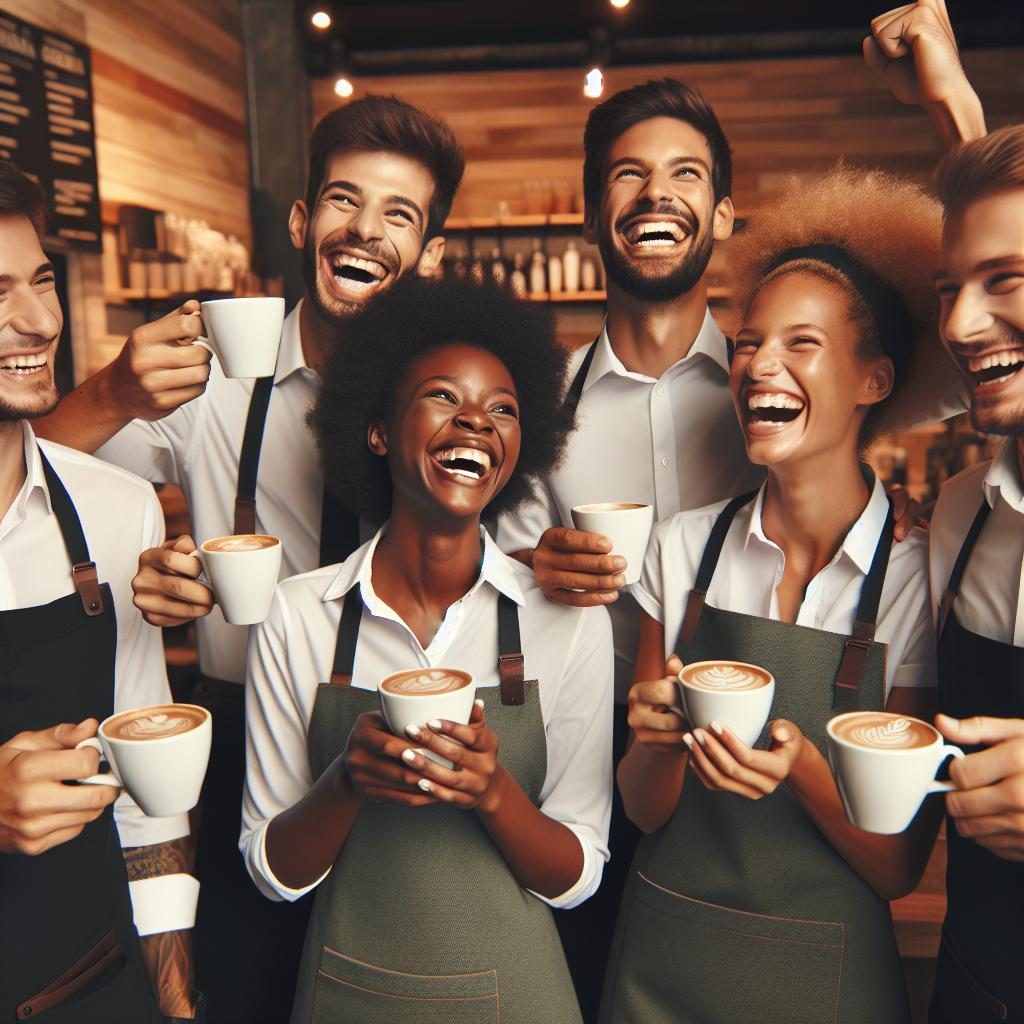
[835,638,870,692]
[679,590,706,645]
[498,653,525,707]
[72,561,104,617]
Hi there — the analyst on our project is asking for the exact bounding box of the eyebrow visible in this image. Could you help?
[416,374,517,397]
[321,178,425,229]
[932,255,1024,282]
[607,155,710,177]
[0,262,53,287]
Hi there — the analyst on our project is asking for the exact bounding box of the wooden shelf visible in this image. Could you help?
[522,286,730,305]
[105,288,240,306]
[445,213,583,231]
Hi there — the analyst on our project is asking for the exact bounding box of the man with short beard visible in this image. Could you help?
[0,163,200,1021]
[35,96,464,1024]
[496,79,764,1020]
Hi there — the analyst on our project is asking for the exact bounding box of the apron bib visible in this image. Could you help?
[288,587,581,1024]
[602,491,910,1024]
[0,449,160,1023]
[931,503,1024,1023]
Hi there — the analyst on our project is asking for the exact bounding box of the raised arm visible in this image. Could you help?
[34,301,210,453]
[864,0,986,146]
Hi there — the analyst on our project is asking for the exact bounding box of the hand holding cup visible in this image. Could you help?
[133,534,214,628]
[627,655,690,754]
[532,527,628,607]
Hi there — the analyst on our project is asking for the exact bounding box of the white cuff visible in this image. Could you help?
[528,827,603,910]
[251,823,331,902]
[129,874,200,936]
[628,581,664,624]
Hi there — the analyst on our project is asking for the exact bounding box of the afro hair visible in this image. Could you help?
[310,276,574,523]
[725,164,959,441]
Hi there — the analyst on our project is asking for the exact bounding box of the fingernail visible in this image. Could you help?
[405,724,421,739]
[612,557,627,570]
[417,779,432,793]
[474,699,484,709]
[710,721,723,736]
[683,733,694,749]
[427,719,443,731]
[613,574,627,588]
[402,749,417,763]
[695,730,707,746]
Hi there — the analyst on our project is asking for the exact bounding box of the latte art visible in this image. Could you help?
[381,668,471,697]
[104,704,207,742]
[681,662,771,692]
[831,712,935,751]
[204,534,278,553]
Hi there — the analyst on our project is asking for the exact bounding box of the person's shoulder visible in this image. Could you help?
[509,551,611,633]
[651,496,735,552]
[37,438,160,508]
[276,564,345,605]
[932,458,991,538]
[885,522,930,579]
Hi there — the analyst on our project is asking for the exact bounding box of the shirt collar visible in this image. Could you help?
[322,524,526,611]
[582,308,730,393]
[983,438,1024,514]
[273,300,310,384]
[744,468,890,576]
[18,422,51,515]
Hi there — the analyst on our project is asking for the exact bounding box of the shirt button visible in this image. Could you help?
[660,457,669,467]
[655,385,664,397]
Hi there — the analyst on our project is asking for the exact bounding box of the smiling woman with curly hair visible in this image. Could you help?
[602,164,959,1024]
[241,275,613,1024]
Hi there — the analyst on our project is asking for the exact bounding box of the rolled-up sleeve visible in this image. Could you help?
[240,587,327,901]
[531,604,614,909]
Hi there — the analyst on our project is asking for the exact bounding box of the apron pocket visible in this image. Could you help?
[313,945,500,1024]
[610,871,845,1024]
[930,933,1008,1022]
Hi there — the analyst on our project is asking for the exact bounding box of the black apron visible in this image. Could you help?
[0,449,161,1023]
[192,376,360,1023]
[601,491,911,1023]
[931,501,1024,1024]
[288,586,581,1023]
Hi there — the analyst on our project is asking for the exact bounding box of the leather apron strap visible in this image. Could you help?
[938,499,991,637]
[564,338,598,417]
[329,586,528,707]
[39,448,105,617]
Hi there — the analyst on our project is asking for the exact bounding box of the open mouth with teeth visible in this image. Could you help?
[324,251,391,300]
[431,446,495,482]
[622,220,690,250]
[744,391,807,429]
[0,353,48,376]
[966,350,1024,390]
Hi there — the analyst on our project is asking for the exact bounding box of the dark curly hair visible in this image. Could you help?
[311,277,573,522]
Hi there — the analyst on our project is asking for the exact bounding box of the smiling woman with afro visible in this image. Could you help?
[310,275,575,524]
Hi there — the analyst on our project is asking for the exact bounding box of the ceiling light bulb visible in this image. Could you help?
[334,76,354,98]
[583,67,604,99]
[610,0,631,7]
[311,10,331,29]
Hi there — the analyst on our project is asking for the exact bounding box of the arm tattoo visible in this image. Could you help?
[124,837,196,1016]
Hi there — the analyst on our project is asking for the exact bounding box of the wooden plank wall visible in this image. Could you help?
[311,49,1024,220]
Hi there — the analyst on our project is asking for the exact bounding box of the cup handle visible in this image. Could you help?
[193,337,215,358]
[187,549,211,587]
[74,737,121,787]
[927,744,966,794]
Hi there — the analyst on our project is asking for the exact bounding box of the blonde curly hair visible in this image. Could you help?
[725,164,955,440]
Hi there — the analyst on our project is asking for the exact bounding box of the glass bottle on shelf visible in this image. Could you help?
[548,253,563,295]
[489,247,508,289]
[529,240,547,295]
[510,253,528,297]
[563,239,580,293]
[470,251,486,285]
[581,255,598,292]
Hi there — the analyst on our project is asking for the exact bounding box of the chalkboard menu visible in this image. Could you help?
[0,11,100,251]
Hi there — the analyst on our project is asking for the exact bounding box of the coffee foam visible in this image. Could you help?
[833,713,934,750]
[106,705,206,741]
[682,662,770,692]
[381,669,469,696]
[204,534,277,553]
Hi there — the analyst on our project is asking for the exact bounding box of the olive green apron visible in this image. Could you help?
[289,586,582,1024]
[601,491,911,1024]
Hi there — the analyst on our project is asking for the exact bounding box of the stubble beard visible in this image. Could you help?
[598,221,714,303]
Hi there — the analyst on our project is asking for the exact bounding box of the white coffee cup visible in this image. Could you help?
[675,660,776,748]
[76,703,212,818]
[826,711,965,834]
[378,668,476,769]
[570,502,654,585]
[193,534,282,625]
[196,296,285,378]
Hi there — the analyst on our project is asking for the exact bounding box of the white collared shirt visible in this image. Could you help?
[496,312,764,698]
[241,528,613,910]
[96,303,325,683]
[931,439,1024,646]
[633,473,936,696]
[0,424,190,930]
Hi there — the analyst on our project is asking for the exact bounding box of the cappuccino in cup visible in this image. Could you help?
[571,502,654,585]
[194,534,282,625]
[676,660,775,748]
[378,668,475,768]
[196,296,284,378]
[77,703,212,818]
[826,711,965,834]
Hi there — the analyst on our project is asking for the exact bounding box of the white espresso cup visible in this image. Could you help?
[826,711,965,834]
[675,660,776,748]
[570,502,654,585]
[76,703,212,818]
[193,534,282,625]
[378,668,476,769]
[196,296,285,378]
